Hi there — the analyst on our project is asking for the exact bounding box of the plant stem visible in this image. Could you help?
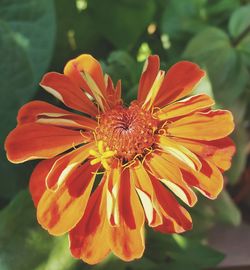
[232,25,250,47]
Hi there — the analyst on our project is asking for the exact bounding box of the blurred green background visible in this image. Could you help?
[0,0,250,269]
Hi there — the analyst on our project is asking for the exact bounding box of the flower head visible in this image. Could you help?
[5,54,235,264]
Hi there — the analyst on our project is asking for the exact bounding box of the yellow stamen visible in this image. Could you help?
[89,140,116,170]
[90,157,102,165]
[89,149,99,156]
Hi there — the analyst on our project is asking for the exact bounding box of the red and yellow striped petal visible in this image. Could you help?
[40,72,98,116]
[45,142,95,190]
[150,173,192,233]
[105,75,122,108]
[64,54,106,95]
[168,110,234,141]
[130,161,162,227]
[37,161,100,236]
[69,179,110,265]
[29,156,60,207]
[145,153,197,207]
[174,137,235,171]
[156,135,201,171]
[137,55,160,103]
[64,54,109,111]
[181,157,223,199]
[5,123,87,163]
[17,100,97,130]
[108,168,145,261]
[106,160,121,227]
[154,94,214,121]
[154,61,205,107]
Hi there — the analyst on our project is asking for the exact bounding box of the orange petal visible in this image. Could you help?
[156,135,201,171]
[109,168,145,261]
[64,54,106,95]
[154,61,205,107]
[106,160,121,226]
[69,178,110,265]
[168,110,234,141]
[130,161,162,227]
[150,173,192,233]
[64,54,108,111]
[29,156,60,207]
[154,94,214,121]
[5,123,87,163]
[40,72,98,116]
[145,153,197,207]
[45,142,95,190]
[154,216,180,234]
[105,75,122,108]
[174,137,236,171]
[37,161,100,236]
[155,149,224,200]
[137,55,160,103]
[181,157,224,199]
[17,100,97,130]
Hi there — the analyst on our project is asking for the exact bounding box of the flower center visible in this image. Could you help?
[95,102,158,161]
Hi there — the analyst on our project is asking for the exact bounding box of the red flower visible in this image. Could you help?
[5,54,235,264]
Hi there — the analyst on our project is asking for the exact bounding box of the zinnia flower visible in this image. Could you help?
[5,54,235,264]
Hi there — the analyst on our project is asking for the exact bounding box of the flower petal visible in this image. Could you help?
[5,123,88,163]
[154,61,205,107]
[145,153,197,207]
[40,72,98,116]
[37,161,100,236]
[156,135,201,171]
[69,179,110,265]
[109,167,145,261]
[137,55,160,103]
[150,173,192,233]
[17,100,97,130]
[29,156,60,207]
[181,157,224,199]
[106,160,121,226]
[64,54,108,111]
[142,70,165,111]
[45,142,95,190]
[154,94,214,121]
[64,54,106,95]
[130,161,162,227]
[105,75,122,107]
[174,137,235,171]
[168,110,234,141]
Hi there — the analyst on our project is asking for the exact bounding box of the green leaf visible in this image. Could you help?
[190,190,241,236]
[227,123,248,185]
[51,0,107,71]
[191,73,214,98]
[161,0,207,39]
[237,34,250,66]
[146,231,224,269]
[228,5,250,66]
[206,0,240,25]
[183,27,248,105]
[0,0,56,200]
[95,255,157,270]
[88,0,156,49]
[229,4,250,38]
[0,191,79,270]
[35,237,79,270]
[169,235,224,268]
[210,190,241,226]
[0,191,52,270]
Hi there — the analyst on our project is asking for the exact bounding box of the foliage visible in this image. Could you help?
[1,0,250,269]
